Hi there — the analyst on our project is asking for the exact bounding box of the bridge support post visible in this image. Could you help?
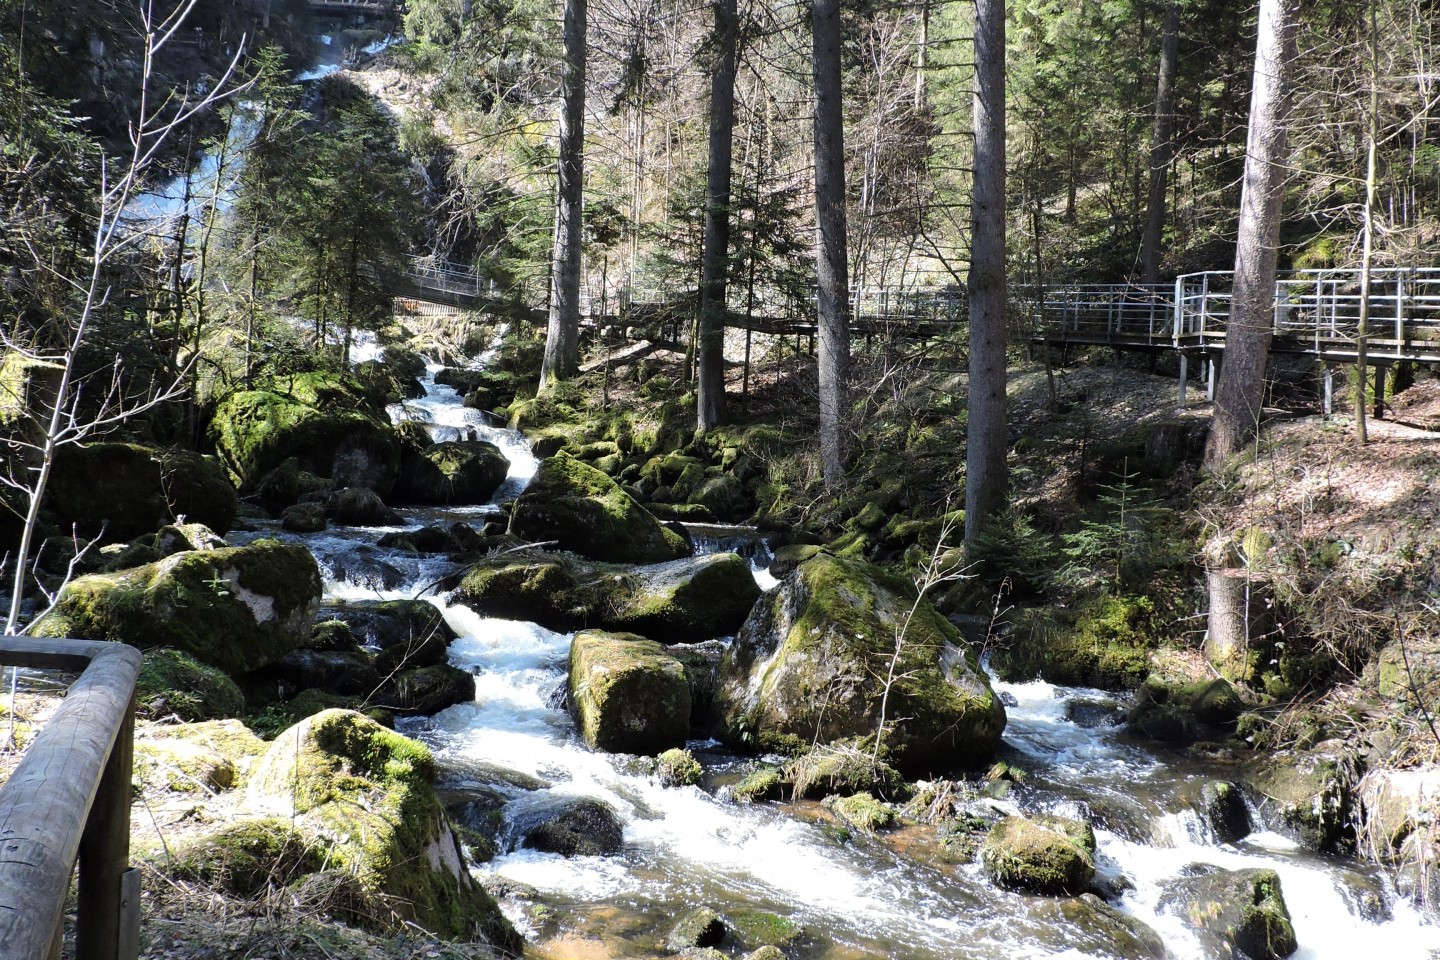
[1179,352,1189,406]
[1206,355,1218,402]
[1322,365,1334,416]
[1374,364,1388,420]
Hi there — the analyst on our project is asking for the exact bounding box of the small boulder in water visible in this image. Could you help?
[655,747,703,787]
[395,440,510,506]
[281,502,327,533]
[327,487,404,526]
[377,664,475,715]
[1199,780,1251,844]
[1065,696,1125,728]
[729,767,784,804]
[521,797,625,857]
[667,907,726,951]
[981,814,1097,896]
[1029,893,1166,959]
[568,630,690,755]
[786,743,903,800]
[1161,866,1297,960]
[824,792,896,832]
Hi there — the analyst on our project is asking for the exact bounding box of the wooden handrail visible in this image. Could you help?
[0,638,142,960]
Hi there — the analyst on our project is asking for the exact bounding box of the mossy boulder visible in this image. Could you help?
[243,710,519,948]
[209,374,401,495]
[730,767,784,803]
[1197,780,1252,845]
[568,630,690,755]
[153,523,228,556]
[824,792,896,832]
[991,595,1157,690]
[327,487,404,527]
[281,501,327,532]
[510,452,690,564]
[981,814,1097,895]
[136,648,245,721]
[655,747,703,787]
[714,554,1006,772]
[378,664,476,715]
[667,907,726,951]
[247,648,380,700]
[334,599,457,656]
[255,457,332,513]
[134,718,268,795]
[1243,748,1361,852]
[396,440,510,506]
[455,549,757,643]
[165,817,324,897]
[48,443,237,543]
[786,743,904,800]
[729,911,801,950]
[1162,867,1298,960]
[33,539,321,676]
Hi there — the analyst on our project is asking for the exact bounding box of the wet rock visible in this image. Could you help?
[1199,780,1252,844]
[1191,677,1244,728]
[281,501,327,532]
[32,538,321,676]
[670,639,728,728]
[715,553,1005,772]
[743,948,786,960]
[333,599,457,663]
[729,910,801,949]
[510,452,691,564]
[655,747,703,787]
[1029,893,1166,959]
[327,487,404,527]
[981,814,1097,896]
[456,549,757,643]
[1244,747,1361,853]
[244,710,519,948]
[521,797,625,857]
[1161,866,1297,960]
[252,648,379,699]
[376,664,475,715]
[767,543,820,579]
[307,619,359,652]
[48,443,238,543]
[569,630,690,755]
[395,439,510,506]
[1356,766,1440,872]
[254,458,333,514]
[667,907,726,951]
[1065,696,1126,728]
[377,525,460,553]
[153,522,228,555]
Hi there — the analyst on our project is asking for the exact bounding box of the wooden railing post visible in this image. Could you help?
[76,699,137,960]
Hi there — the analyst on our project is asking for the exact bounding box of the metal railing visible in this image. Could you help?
[0,638,142,960]
[1174,268,1440,357]
[1034,283,1177,343]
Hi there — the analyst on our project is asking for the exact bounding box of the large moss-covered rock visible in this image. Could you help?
[32,539,321,676]
[134,719,268,795]
[1244,747,1360,853]
[981,814,1097,895]
[991,595,1157,690]
[1161,867,1298,960]
[48,443,237,543]
[455,549,758,643]
[714,554,1006,771]
[136,648,245,720]
[243,710,519,948]
[209,373,400,495]
[569,630,690,755]
[510,452,689,563]
[396,440,510,505]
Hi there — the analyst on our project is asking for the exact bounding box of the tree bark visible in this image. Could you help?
[1355,1,1380,446]
[812,0,850,485]
[1204,0,1297,468]
[540,0,587,390]
[964,0,1008,551]
[697,0,738,432]
[1139,1,1181,286]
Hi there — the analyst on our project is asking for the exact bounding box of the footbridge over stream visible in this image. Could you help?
[399,257,1440,390]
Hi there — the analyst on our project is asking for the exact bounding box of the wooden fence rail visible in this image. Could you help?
[0,638,142,960]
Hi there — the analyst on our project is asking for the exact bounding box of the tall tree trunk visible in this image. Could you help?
[812,0,850,486]
[964,0,1008,551]
[1204,0,1297,468]
[540,0,587,391]
[1140,1,1181,286]
[1355,1,1380,446]
[697,0,738,432]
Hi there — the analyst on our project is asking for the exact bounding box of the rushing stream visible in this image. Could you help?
[237,343,1440,959]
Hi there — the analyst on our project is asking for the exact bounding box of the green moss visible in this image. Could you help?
[33,539,321,676]
[825,792,896,832]
[47,444,238,542]
[981,815,1097,895]
[396,440,509,505]
[730,767,784,803]
[729,911,802,948]
[994,594,1158,690]
[209,374,399,491]
[787,743,904,800]
[569,630,690,755]
[655,747,703,787]
[510,452,689,563]
[244,710,519,948]
[166,817,323,897]
[136,648,245,721]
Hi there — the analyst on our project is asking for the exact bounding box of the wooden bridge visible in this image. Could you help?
[309,0,395,13]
